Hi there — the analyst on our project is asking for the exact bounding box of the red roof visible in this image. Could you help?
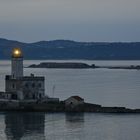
[71,96,84,101]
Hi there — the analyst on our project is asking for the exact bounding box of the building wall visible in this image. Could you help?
[22,80,45,99]
[65,97,84,106]
[5,76,45,100]
[0,92,11,99]
[5,78,24,100]
[5,78,22,93]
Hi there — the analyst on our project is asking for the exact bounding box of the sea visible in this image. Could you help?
[0,60,140,140]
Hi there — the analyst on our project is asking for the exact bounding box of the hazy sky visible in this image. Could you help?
[0,0,140,42]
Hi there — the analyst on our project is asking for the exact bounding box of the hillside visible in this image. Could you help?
[0,38,140,60]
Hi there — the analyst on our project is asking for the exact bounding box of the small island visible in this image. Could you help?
[28,62,94,69]
[28,62,140,70]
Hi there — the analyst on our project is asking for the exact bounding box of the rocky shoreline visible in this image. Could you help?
[28,62,140,70]
[0,100,140,113]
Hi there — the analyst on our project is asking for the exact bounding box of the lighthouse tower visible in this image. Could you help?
[11,48,23,79]
[5,47,45,100]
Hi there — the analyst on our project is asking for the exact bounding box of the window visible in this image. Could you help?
[32,83,35,88]
[38,83,42,88]
[12,84,15,89]
[33,94,35,99]
[25,83,29,88]
[39,94,42,98]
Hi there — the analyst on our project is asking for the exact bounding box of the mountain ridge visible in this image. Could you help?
[0,38,140,60]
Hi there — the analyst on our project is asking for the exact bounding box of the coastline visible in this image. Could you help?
[0,100,140,113]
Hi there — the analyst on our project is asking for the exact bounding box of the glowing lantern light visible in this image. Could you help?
[12,48,22,57]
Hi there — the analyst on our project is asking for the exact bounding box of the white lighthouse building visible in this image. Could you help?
[5,48,45,100]
[11,48,23,79]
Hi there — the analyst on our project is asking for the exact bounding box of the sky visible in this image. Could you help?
[0,0,140,42]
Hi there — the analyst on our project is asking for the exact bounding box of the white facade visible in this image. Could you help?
[11,48,23,79]
[11,57,23,79]
[6,74,45,101]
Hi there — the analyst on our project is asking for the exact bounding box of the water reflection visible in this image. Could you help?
[65,113,85,128]
[4,112,45,140]
[65,113,85,123]
[65,113,85,140]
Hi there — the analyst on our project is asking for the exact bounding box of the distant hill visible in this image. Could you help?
[0,38,140,60]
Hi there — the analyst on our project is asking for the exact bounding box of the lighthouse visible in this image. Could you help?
[11,48,23,79]
[5,47,45,100]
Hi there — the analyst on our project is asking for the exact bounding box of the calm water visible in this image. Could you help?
[0,112,140,140]
[0,60,140,140]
